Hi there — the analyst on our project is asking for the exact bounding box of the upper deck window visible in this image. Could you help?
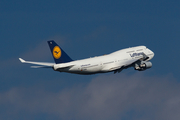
[136,49,143,51]
[126,50,134,53]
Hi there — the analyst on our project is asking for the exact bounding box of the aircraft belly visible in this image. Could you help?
[82,67,100,72]
[67,65,102,74]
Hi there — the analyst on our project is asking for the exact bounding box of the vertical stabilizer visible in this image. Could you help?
[47,40,73,64]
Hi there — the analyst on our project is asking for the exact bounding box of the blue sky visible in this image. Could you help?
[1,0,180,120]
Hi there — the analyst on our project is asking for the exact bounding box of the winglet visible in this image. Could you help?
[19,58,26,63]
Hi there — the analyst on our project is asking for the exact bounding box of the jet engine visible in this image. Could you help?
[134,61,152,71]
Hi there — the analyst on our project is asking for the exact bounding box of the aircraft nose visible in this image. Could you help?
[150,49,154,58]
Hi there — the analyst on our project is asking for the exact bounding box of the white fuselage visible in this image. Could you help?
[53,46,154,74]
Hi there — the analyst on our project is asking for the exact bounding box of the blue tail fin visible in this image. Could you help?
[47,40,73,64]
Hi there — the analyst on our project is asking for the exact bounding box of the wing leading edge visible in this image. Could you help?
[19,58,74,69]
[19,58,55,68]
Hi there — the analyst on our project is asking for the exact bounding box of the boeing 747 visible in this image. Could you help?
[19,40,154,75]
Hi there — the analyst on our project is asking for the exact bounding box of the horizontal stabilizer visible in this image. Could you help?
[31,66,52,68]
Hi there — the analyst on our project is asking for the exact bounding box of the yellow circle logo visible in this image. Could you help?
[53,46,61,59]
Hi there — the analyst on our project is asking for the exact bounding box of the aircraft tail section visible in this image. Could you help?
[47,40,73,64]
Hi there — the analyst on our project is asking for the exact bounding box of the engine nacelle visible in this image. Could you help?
[134,61,152,71]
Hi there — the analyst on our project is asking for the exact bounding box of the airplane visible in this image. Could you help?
[19,40,154,75]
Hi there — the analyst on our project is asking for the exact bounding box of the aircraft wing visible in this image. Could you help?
[140,52,149,61]
[19,58,55,68]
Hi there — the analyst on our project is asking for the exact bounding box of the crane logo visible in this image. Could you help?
[53,46,61,59]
